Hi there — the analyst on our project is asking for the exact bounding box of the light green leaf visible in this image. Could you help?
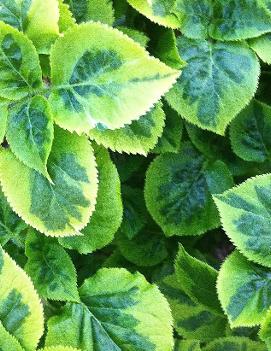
[0,246,44,350]
[59,145,122,254]
[25,229,79,302]
[85,0,115,25]
[116,27,149,48]
[249,33,271,64]
[127,0,180,28]
[0,127,98,237]
[46,268,174,351]
[49,22,179,133]
[0,0,60,54]
[6,96,54,179]
[259,308,271,349]
[0,22,42,100]
[230,99,271,163]
[89,103,165,155]
[40,348,81,351]
[209,0,271,41]
[166,37,260,135]
[58,0,76,32]
[0,323,25,351]
[213,174,271,267]
[175,340,201,351]
[0,102,8,143]
[202,337,267,351]
[144,142,221,236]
[217,251,271,328]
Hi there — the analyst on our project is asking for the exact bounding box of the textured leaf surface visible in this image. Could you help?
[145,143,221,236]
[230,99,271,163]
[175,340,201,351]
[250,33,271,64]
[49,22,179,133]
[166,37,260,134]
[40,348,81,351]
[0,246,44,350]
[89,103,165,155]
[217,251,271,328]
[59,145,122,254]
[0,322,25,351]
[7,96,54,179]
[58,0,76,32]
[85,0,115,25]
[259,308,271,348]
[214,174,271,267]
[0,127,98,237]
[0,102,7,144]
[0,22,42,100]
[25,229,79,301]
[46,268,174,351]
[202,337,267,351]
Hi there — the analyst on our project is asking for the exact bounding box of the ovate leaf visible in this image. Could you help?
[46,268,174,351]
[0,127,98,237]
[49,22,179,133]
[213,174,271,267]
[230,99,271,163]
[0,246,44,350]
[217,251,271,328]
[166,37,260,134]
[202,337,267,351]
[25,229,79,301]
[58,0,76,33]
[249,33,271,64]
[89,103,165,155]
[59,145,122,254]
[0,22,42,100]
[6,96,54,179]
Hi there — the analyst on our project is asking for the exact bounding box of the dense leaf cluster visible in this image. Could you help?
[0,0,271,350]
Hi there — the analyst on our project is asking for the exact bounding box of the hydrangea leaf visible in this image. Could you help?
[127,0,180,28]
[259,309,271,348]
[230,99,271,163]
[0,323,25,351]
[40,348,81,351]
[59,145,122,254]
[159,273,227,340]
[166,37,260,135]
[175,340,201,351]
[89,103,165,155]
[45,268,174,351]
[116,27,149,48]
[209,0,271,41]
[6,96,54,179]
[217,251,271,328]
[25,229,80,302]
[49,22,179,133]
[0,127,98,237]
[58,0,76,32]
[0,0,60,54]
[0,22,42,100]
[144,142,221,236]
[202,337,267,351]
[213,174,271,267]
[0,246,44,350]
[0,102,7,144]
[249,33,271,65]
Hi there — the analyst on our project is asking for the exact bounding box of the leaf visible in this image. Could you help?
[127,0,180,29]
[116,27,149,48]
[0,22,42,100]
[202,337,267,351]
[39,348,81,351]
[25,229,79,302]
[0,322,25,351]
[49,22,179,133]
[0,102,8,143]
[45,268,174,351]
[259,308,271,348]
[58,0,76,33]
[0,127,98,237]
[166,37,260,135]
[85,0,115,25]
[230,99,271,163]
[249,33,271,64]
[144,142,221,236]
[209,0,271,41]
[213,174,271,267]
[89,103,165,155]
[175,340,201,351]
[6,96,54,179]
[59,145,122,254]
[0,246,44,350]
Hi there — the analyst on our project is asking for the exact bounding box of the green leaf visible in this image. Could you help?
[166,37,260,135]
[45,268,174,351]
[175,340,201,351]
[230,99,271,163]
[217,251,271,328]
[202,337,267,351]
[0,127,98,237]
[85,0,115,25]
[144,142,221,236]
[127,0,180,29]
[0,322,25,351]
[59,145,122,254]
[116,27,149,48]
[213,174,271,267]
[6,96,54,179]
[0,22,42,100]
[0,102,8,144]
[49,22,179,133]
[249,33,271,64]
[39,348,81,351]
[259,308,271,349]
[89,103,165,155]
[58,0,76,33]
[209,0,271,41]
[0,246,44,350]
[25,229,79,302]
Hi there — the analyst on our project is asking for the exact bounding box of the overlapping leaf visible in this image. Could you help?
[249,33,271,64]
[202,337,267,351]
